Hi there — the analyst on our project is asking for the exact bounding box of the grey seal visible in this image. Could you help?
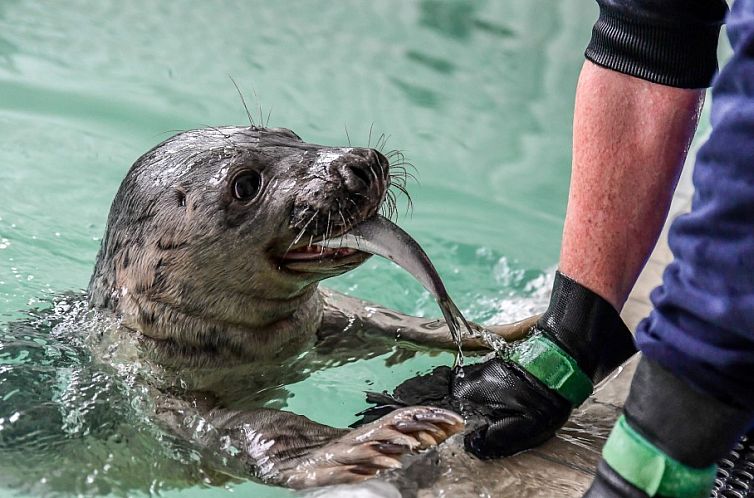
[86,125,531,488]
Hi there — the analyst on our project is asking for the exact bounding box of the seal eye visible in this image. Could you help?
[232,171,262,201]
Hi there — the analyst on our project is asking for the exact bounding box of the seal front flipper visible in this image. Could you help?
[161,403,463,489]
[320,288,538,353]
[272,406,464,489]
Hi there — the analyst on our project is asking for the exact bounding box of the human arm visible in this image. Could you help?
[586,0,754,495]
[442,27,715,460]
[348,60,706,456]
[363,0,732,464]
[560,60,703,310]
[559,0,731,308]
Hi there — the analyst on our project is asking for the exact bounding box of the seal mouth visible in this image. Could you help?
[278,241,371,273]
[278,146,397,275]
[282,244,359,261]
[276,219,374,273]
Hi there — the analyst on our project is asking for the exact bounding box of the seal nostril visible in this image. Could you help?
[348,163,372,188]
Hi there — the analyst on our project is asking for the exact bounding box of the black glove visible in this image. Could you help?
[356,271,637,459]
[356,355,574,456]
[584,358,752,498]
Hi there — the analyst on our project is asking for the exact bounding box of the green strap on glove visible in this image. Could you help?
[603,415,717,498]
[509,334,593,406]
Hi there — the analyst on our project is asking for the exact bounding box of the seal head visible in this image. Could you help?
[88,126,389,362]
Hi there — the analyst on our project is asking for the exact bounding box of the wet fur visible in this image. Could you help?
[86,125,465,488]
[89,127,382,366]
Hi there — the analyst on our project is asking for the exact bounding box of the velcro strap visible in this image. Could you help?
[509,334,593,406]
[603,415,717,498]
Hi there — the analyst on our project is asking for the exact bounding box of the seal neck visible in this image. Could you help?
[118,284,323,364]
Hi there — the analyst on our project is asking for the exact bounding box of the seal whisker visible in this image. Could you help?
[342,206,356,234]
[388,161,418,180]
[383,148,417,218]
[228,75,256,128]
[367,123,374,148]
[322,211,333,255]
[385,149,418,174]
[284,211,319,258]
[344,125,352,147]
[376,133,391,153]
[303,210,319,233]
[381,190,398,221]
[391,182,410,198]
[153,129,188,141]
[289,209,313,245]
[388,171,407,190]
[250,88,266,128]
[293,205,312,221]
[204,125,241,152]
[337,206,349,233]
[391,182,414,216]
[328,208,347,253]
[345,199,362,222]
[390,164,417,181]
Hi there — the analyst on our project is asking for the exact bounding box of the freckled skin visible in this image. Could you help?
[87,125,486,488]
[560,62,703,309]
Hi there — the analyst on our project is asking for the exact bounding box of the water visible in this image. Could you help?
[0,1,599,496]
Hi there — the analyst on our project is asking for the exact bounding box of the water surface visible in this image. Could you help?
[0,1,598,496]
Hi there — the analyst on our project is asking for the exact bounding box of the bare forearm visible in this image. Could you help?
[560,61,704,310]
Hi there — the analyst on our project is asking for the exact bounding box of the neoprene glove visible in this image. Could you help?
[356,271,637,458]
[584,357,752,498]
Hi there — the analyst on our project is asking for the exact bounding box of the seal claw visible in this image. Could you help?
[279,406,464,488]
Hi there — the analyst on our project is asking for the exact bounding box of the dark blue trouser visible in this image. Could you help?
[636,0,754,414]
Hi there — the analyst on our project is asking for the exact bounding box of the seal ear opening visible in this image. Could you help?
[175,189,187,208]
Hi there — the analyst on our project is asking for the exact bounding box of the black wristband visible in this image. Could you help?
[585,0,726,89]
[537,271,636,383]
[624,358,752,469]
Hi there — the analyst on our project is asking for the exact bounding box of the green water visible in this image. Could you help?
[0,1,598,496]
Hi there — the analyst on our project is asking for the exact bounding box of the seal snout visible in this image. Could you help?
[289,147,389,239]
[282,147,389,274]
[333,148,389,198]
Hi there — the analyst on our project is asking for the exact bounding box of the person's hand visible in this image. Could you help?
[453,356,574,457]
[356,271,637,458]
[582,358,751,498]
[353,356,572,458]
